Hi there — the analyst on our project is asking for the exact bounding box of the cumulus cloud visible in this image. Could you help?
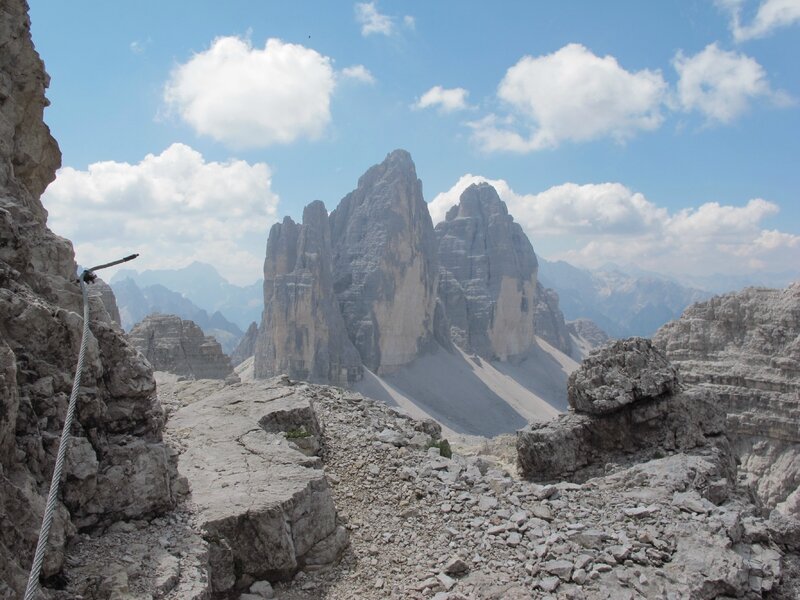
[674,43,790,123]
[354,3,414,36]
[355,2,394,36]
[414,86,470,113]
[718,0,800,41]
[341,65,375,84]
[42,143,279,285]
[163,36,336,149]
[470,44,667,152]
[430,175,799,277]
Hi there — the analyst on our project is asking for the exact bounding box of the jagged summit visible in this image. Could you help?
[330,149,438,373]
[248,151,577,431]
[444,181,510,222]
[436,181,539,361]
[255,198,362,385]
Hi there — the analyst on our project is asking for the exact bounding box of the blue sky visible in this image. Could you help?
[30,1,800,285]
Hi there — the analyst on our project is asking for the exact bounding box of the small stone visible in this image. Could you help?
[250,580,275,599]
[539,576,561,592]
[443,557,470,576]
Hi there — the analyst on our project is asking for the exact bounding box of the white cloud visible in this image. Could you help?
[355,2,394,36]
[414,86,470,113]
[718,0,800,41]
[673,43,789,123]
[404,15,416,29]
[431,175,799,277]
[470,44,667,152]
[42,144,279,285]
[341,64,375,84]
[163,36,336,149]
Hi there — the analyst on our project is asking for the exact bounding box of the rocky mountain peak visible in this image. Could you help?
[354,148,417,191]
[444,182,509,222]
[255,200,362,384]
[330,150,438,373]
[436,182,539,361]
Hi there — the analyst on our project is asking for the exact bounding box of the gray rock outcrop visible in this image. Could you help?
[653,284,800,516]
[517,338,731,483]
[435,183,539,361]
[330,150,438,373]
[129,314,234,380]
[532,283,573,356]
[163,376,348,593]
[88,276,121,327]
[567,318,611,360]
[0,2,175,595]
[255,201,362,385]
[231,321,258,366]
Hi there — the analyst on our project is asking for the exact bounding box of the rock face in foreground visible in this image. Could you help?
[654,284,800,516]
[517,338,731,483]
[330,150,438,373]
[0,2,174,595]
[129,314,234,380]
[255,201,362,385]
[436,183,538,361]
[88,277,121,327]
[165,376,348,593]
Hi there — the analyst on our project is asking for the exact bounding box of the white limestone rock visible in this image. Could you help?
[653,284,800,516]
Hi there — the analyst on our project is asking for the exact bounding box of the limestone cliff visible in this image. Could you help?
[533,283,574,356]
[436,183,538,361]
[330,150,438,374]
[0,2,174,595]
[254,201,362,385]
[129,314,234,380]
[653,284,800,516]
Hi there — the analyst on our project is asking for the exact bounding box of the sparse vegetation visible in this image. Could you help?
[285,428,311,439]
[428,438,452,458]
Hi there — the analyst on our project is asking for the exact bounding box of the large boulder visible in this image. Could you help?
[517,338,731,483]
[129,314,234,380]
[330,150,438,374]
[568,337,679,414]
[166,377,348,592]
[254,200,362,385]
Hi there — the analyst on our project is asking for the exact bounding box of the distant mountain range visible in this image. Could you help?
[111,277,244,354]
[111,261,263,330]
[538,259,710,338]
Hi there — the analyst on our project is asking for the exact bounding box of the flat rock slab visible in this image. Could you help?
[167,378,346,593]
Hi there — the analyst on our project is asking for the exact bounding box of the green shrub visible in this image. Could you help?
[285,428,311,439]
[427,438,452,458]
